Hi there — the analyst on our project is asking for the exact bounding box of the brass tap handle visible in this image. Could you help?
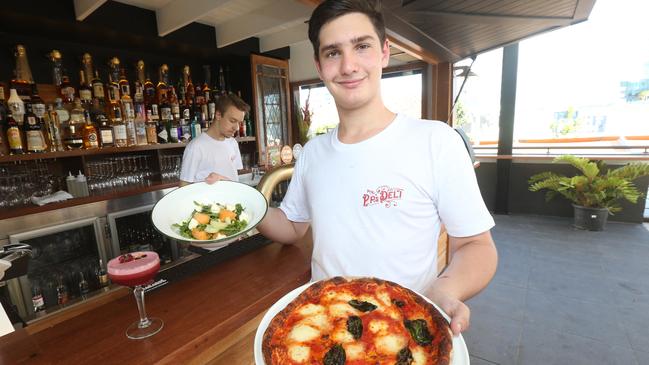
[257,164,294,202]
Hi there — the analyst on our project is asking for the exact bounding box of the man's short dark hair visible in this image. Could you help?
[215,92,250,116]
[308,0,386,59]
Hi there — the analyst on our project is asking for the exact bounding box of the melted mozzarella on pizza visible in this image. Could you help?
[288,324,320,342]
[368,319,389,335]
[300,313,331,331]
[412,346,428,365]
[344,343,365,360]
[331,324,355,343]
[328,302,359,318]
[297,303,325,316]
[323,289,354,303]
[375,333,408,355]
[288,345,311,363]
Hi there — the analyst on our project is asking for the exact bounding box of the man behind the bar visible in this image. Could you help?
[216,0,497,335]
[179,93,250,186]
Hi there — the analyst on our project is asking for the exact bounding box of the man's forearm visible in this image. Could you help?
[429,232,498,302]
[256,207,309,244]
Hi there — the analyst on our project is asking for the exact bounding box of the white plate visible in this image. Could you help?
[151,181,268,246]
[254,281,470,365]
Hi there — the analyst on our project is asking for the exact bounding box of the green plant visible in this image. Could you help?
[529,155,649,213]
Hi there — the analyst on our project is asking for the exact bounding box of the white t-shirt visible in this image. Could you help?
[180,133,243,182]
[279,113,494,292]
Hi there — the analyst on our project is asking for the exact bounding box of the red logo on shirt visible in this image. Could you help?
[362,186,404,207]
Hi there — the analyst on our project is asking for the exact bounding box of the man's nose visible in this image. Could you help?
[340,51,358,75]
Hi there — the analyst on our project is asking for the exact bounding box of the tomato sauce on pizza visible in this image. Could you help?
[262,277,453,364]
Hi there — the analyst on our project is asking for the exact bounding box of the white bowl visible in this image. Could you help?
[151,181,268,247]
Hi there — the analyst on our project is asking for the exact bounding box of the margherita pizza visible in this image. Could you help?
[262,277,453,364]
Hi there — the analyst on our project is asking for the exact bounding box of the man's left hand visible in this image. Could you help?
[205,172,230,184]
[426,289,470,336]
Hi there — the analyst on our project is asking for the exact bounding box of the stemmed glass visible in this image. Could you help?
[107,251,163,339]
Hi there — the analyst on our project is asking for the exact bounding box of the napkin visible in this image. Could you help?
[31,191,74,206]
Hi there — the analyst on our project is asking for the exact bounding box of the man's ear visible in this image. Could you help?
[381,39,390,68]
[215,111,222,121]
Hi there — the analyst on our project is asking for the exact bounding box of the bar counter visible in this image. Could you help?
[0,238,313,365]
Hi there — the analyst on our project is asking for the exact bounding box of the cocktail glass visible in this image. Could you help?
[107,251,163,339]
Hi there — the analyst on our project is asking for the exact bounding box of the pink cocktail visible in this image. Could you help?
[107,251,160,287]
[108,251,163,339]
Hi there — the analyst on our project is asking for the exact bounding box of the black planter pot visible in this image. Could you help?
[572,204,609,231]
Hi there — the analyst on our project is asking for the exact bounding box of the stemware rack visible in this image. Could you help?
[0,143,186,220]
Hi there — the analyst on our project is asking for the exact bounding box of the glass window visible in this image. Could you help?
[514,0,649,151]
[452,48,503,146]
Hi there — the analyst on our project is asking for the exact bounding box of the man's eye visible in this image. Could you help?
[357,43,370,50]
[326,50,340,58]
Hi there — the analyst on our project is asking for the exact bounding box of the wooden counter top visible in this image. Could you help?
[0,239,313,365]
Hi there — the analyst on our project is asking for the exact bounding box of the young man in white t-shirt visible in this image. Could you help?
[209,0,497,336]
[179,94,250,185]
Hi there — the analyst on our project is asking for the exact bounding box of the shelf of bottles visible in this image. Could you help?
[0,45,256,216]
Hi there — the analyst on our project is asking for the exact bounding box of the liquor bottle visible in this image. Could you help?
[78,70,93,106]
[32,281,46,314]
[119,69,137,146]
[143,72,156,106]
[168,86,181,142]
[156,64,169,105]
[65,99,85,149]
[111,103,127,147]
[59,74,76,107]
[6,112,24,154]
[182,66,195,103]
[118,67,131,99]
[24,101,47,153]
[7,88,25,124]
[49,50,64,88]
[158,90,171,144]
[54,98,70,136]
[0,86,7,156]
[96,259,109,288]
[91,70,105,102]
[106,57,121,105]
[56,275,69,305]
[46,104,64,152]
[78,272,90,299]
[239,116,246,138]
[245,112,254,137]
[82,109,99,149]
[190,106,201,139]
[218,66,226,96]
[134,60,145,104]
[11,45,34,100]
[30,84,46,123]
[134,102,148,145]
[92,99,114,148]
[202,65,212,105]
[145,116,157,145]
[81,53,95,90]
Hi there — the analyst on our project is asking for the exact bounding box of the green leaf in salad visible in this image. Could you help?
[235,203,244,217]
[219,219,248,236]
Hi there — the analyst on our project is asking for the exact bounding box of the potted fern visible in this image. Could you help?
[529,155,649,230]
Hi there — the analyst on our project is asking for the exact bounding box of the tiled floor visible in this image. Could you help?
[463,214,649,365]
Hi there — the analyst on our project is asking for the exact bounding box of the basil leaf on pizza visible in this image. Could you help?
[261,277,453,364]
[348,299,377,312]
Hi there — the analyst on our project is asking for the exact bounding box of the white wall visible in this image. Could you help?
[289,40,319,82]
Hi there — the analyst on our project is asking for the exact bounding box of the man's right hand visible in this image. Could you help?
[205,172,230,184]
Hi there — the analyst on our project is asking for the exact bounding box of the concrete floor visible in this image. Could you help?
[463,214,649,365]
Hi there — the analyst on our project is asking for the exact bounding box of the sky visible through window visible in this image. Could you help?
[454,0,649,145]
